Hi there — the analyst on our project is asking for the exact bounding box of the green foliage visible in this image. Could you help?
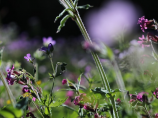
[0,106,23,118]
[57,15,71,33]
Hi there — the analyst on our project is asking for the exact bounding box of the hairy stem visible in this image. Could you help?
[74,10,119,118]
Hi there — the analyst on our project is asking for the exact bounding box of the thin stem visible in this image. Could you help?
[144,104,151,118]
[49,57,55,72]
[151,41,158,60]
[35,63,38,81]
[69,0,74,6]
[0,70,15,106]
[74,10,119,118]
[32,101,44,118]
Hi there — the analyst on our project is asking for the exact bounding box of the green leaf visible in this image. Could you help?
[77,4,93,10]
[54,8,71,23]
[67,79,77,90]
[77,73,82,91]
[0,106,23,118]
[57,15,71,33]
[73,0,79,8]
[54,62,67,77]
[91,87,109,96]
[15,97,29,110]
[69,111,78,118]
[49,98,68,107]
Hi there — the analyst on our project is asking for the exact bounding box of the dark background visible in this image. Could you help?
[0,0,157,39]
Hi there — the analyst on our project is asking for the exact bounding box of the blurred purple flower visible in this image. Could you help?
[62,79,67,85]
[85,1,138,46]
[43,37,56,46]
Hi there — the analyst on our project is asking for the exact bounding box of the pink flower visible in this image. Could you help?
[116,98,121,104]
[32,97,36,102]
[138,35,150,48]
[153,88,158,99]
[137,16,148,32]
[94,113,100,118]
[62,79,67,85]
[155,113,158,118]
[66,91,74,97]
[22,85,30,93]
[137,92,148,102]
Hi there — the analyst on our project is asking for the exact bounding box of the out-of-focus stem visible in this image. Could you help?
[74,10,119,118]
[0,70,15,106]
[32,101,44,118]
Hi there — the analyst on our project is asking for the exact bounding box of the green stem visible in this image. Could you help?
[32,101,44,118]
[0,70,15,106]
[144,104,151,118]
[49,57,55,72]
[35,63,38,81]
[74,10,119,118]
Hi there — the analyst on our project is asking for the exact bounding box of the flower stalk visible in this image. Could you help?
[56,1,119,117]
[75,10,119,118]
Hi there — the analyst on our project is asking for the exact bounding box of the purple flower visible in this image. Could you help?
[24,53,33,62]
[40,43,54,55]
[138,16,156,32]
[6,65,15,85]
[26,112,36,118]
[153,88,158,99]
[94,113,99,118]
[83,104,95,112]
[43,37,56,46]
[62,79,67,85]
[22,85,30,93]
[138,16,148,32]
[137,92,148,102]
[138,35,150,48]
[129,92,148,103]
[85,1,137,46]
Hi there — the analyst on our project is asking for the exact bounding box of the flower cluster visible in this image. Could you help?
[129,92,148,103]
[153,88,158,99]
[138,16,158,48]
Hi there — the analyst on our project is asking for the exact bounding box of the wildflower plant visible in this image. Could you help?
[1,0,158,118]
